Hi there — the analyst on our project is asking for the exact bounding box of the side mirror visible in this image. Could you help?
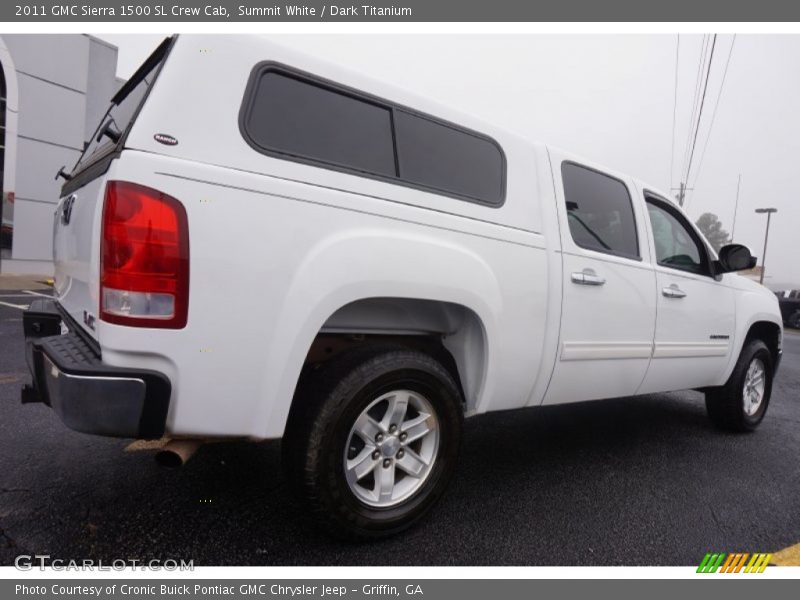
[716,244,757,273]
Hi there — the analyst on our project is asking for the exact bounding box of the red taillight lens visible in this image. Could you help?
[101,181,189,328]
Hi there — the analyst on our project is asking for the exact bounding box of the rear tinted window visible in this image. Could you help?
[244,72,396,177]
[240,65,505,206]
[395,111,504,203]
[562,162,639,260]
[72,37,172,177]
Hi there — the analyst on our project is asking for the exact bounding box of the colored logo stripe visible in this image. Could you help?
[720,553,750,573]
[698,552,772,573]
[697,553,726,573]
[744,553,772,573]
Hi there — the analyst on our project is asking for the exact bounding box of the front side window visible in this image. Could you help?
[561,162,639,260]
[646,198,707,275]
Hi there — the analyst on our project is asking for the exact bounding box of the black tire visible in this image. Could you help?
[705,339,773,432]
[789,311,800,330]
[283,346,463,540]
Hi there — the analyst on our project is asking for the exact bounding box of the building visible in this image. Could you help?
[0,35,121,275]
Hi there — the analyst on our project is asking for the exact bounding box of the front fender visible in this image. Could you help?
[720,281,783,383]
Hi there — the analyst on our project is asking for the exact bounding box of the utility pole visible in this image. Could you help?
[755,207,777,285]
[671,182,693,207]
[730,174,741,240]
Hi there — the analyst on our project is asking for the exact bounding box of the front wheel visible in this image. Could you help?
[705,339,773,432]
[284,347,463,540]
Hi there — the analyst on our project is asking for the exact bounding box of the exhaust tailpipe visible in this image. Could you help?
[155,439,202,468]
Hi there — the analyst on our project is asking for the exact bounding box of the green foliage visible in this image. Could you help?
[695,212,731,252]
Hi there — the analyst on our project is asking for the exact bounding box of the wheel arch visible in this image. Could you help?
[718,283,784,385]
[719,315,783,385]
[251,227,506,440]
[743,320,782,371]
[303,297,489,411]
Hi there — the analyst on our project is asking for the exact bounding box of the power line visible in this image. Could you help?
[690,35,737,189]
[676,35,709,206]
[683,35,711,180]
[681,34,708,180]
[731,173,742,240]
[684,34,717,187]
[669,34,680,188]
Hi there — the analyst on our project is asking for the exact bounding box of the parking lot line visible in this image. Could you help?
[772,542,800,566]
[22,290,53,298]
[0,300,29,310]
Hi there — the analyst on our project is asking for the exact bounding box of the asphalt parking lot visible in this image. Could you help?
[1,290,799,566]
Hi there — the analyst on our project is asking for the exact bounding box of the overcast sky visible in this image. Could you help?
[98,34,800,289]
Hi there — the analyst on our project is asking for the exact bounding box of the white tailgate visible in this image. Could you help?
[53,177,105,340]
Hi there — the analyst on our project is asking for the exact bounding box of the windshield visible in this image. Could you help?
[71,36,173,176]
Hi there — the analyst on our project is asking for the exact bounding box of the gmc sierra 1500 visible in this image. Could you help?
[22,35,783,539]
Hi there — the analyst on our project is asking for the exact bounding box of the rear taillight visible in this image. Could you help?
[101,181,189,328]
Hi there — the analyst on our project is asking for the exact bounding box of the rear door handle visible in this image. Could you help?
[662,284,687,298]
[571,269,606,286]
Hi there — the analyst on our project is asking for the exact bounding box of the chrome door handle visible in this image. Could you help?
[662,284,686,298]
[571,269,606,286]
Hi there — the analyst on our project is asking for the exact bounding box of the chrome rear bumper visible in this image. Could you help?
[22,299,171,439]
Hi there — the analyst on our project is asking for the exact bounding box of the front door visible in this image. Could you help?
[637,195,735,393]
[544,155,657,405]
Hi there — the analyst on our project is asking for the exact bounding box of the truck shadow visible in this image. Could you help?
[6,389,762,566]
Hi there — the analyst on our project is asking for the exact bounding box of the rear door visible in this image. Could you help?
[543,153,657,405]
[637,194,735,393]
[53,37,173,338]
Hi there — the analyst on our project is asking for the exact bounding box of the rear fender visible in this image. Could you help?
[252,229,502,439]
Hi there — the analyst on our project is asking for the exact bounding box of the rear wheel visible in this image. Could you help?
[283,346,463,540]
[705,339,773,432]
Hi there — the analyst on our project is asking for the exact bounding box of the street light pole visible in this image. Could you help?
[755,207,778,285]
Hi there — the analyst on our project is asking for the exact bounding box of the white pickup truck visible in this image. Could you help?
[23,35,783,539]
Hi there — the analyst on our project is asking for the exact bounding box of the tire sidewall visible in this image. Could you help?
[315,355,462,537]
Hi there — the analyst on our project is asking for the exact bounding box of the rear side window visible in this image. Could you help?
[243,72,396,177]
[240,64,506,206]
[394,111,504,203]
[561,162,640,260]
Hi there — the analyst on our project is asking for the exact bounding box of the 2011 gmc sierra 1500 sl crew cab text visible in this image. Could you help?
[21,35,783,540]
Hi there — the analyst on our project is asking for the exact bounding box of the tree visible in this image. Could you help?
[695,212,731,252]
